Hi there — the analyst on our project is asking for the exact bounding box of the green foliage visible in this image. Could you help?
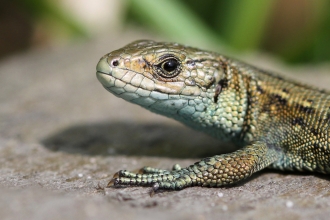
[18,0,88,38]
[126,0,226,50]
[126,0,330,64]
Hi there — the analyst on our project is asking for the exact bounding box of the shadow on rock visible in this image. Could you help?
[41,122,238,158]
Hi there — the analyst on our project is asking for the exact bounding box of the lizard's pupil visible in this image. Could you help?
[162,59,178,72]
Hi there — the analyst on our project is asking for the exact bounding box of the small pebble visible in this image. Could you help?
[286,200,294,208]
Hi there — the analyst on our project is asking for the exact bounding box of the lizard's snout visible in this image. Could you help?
[96,56,114,87]
[96,56,111,75]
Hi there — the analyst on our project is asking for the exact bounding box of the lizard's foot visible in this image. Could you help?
[107,164,184,190]
[107,164,196,190]
[107,143,279,191]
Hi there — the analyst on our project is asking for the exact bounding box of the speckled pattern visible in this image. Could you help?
[97,40,330,190]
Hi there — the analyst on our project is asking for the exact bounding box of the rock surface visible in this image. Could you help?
[1,30,330,220]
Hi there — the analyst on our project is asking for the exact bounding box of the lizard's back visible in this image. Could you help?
[252,70,330,173]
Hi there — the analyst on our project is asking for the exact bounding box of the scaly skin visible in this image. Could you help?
[96,40,330,190]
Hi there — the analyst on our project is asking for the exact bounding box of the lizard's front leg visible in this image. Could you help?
[107,141,279,190]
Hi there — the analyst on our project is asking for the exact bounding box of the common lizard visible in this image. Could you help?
[96,40,330,191]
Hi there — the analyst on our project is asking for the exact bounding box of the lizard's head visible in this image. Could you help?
[96,40,225,118]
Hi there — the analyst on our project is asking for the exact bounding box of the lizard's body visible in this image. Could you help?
[96,40,330,190]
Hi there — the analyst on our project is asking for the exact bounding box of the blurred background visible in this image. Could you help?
[1,0,330,64]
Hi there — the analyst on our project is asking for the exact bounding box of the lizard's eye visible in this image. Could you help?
[156,57,181,78]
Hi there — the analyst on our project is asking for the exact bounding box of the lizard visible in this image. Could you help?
[96,40,330,191]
